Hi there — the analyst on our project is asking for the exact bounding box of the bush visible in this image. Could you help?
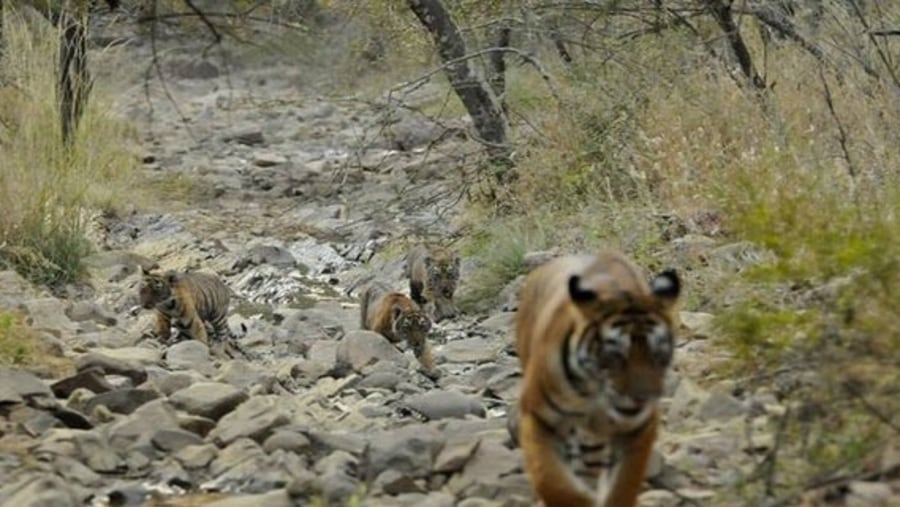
[0,10,138,287]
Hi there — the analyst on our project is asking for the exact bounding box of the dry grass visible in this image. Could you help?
[0,10,139,287]
[0,310,73,377]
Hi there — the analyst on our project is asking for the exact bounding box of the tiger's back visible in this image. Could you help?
[139,268,231,344]
[514,250,681,507]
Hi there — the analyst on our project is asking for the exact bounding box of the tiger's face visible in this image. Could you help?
[425,253,461,319]
[139,268,176,310]
[568,269,681,425]
[392,306,433,358]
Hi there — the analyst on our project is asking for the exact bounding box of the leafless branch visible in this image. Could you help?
[817,67,859,184]
[390,46,563,110]
[844,382,900,435]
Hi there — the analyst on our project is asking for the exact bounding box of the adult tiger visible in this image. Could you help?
[138,266,231,345]
[515,250,681,507]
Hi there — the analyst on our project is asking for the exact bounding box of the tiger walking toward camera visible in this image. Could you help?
[360,280,437,376]
[405,244,461,322]
[514,250,681,507]
[139,266,231,345]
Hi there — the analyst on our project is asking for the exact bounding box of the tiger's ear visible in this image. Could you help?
[391,304,403,322]
[165,271,181,285]
[568,275,597,303]
[651,269,681,303]
[453,256,461,269]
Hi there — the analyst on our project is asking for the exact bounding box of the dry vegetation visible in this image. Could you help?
[0,9,139,288]
[0,310,72,378]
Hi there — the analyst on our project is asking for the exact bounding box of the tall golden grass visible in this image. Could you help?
[0,8,138,286]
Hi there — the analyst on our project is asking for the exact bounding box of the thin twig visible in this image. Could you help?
[844,382,900,435]
[390,46,563,109]
[182,0,222,43]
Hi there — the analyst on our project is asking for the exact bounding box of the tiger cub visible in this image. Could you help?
[139,267,231,345]
[405,244,461,322]
[360,281,437,376]
[515,250,681,507]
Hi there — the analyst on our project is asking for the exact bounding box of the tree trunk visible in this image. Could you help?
[487,20,511,116]
[705,0,767,90]
[58,7,90,146]
[407,0,513,175]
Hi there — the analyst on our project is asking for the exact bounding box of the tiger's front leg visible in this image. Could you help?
[186,313,209,344]
[520,411,597,507]
[154,310,171,342]
[600,409,659,507]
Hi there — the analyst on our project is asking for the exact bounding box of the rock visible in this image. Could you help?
[372,469,426,495]
[224,130,265,146]
[83,388,160,415]
[216,361,275,391]
[254,153,288,167]
[205,489,293,507]
[0,367,54,403]
[0,474,82,506]
[312,450,361,506]
[263,430,311,455]
[639,489,679,507]
[154,371,196,396]
[475,313,515,335]
[679,311,715,339]
[697,391,746,421]
[846,481,894,506]
[306,431,368,456]
[245,244,296,268]
[440,337,504,364]
[446,440,521,497]
[65,301,117,326]
[108,399,180,447]
[207,395,290,446]
[165,340,213,371]
[335,330,409,372]
[89,346,162,366]
[403,389,486,421]
[18,298,79,336]
[75,352,149,385]
[358,370,403,391]
[667,377,709,427]
[152,428,205,453]
[174,443,218,469]
[50,368,114,398]
[36,428,121,473]
[169,382,248,421]
[363,424,444,480]
[382,115,447,151]
[434,439,480,473]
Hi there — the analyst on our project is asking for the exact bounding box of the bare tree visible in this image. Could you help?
[703,0,767,90]
[406,0,513,176]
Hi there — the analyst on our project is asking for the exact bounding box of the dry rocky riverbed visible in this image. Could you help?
[0,13,896,507]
